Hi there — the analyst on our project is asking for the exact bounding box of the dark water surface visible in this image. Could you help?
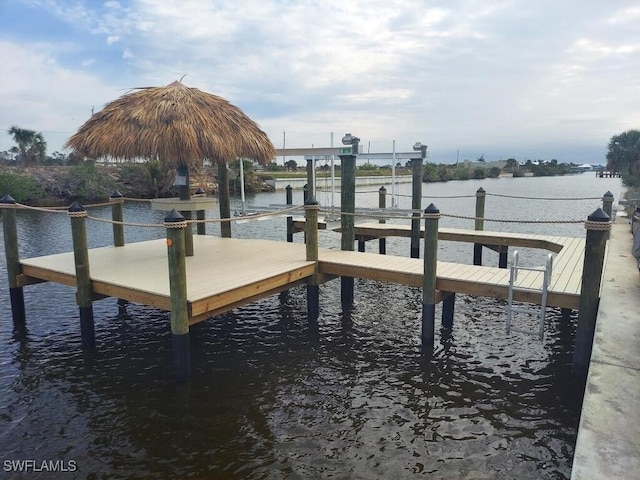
[0,175,621,479]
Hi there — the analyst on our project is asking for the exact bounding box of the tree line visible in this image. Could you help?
[5,125,638,186]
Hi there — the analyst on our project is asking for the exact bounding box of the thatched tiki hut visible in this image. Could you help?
[65,80,276,238]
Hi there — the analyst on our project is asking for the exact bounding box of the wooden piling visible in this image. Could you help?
[340,153,356,310]
[286,184,293,242]
[422,203,440,345]
[194,188,206,235]
[196,210,206,235]
[573,208,610,378]
[304,198,320,321]
[164,209,191,382]
[306,159,315,200]
[442,292,455,330]
[1,195,26,325]
[178,169,194,256]
[410,157,423,258]
[109,190,125,247]
[68,201,95,349]
[219,162,232,238]
[602,191,614,218]
[473,187,486,265]
[379,186,387,255]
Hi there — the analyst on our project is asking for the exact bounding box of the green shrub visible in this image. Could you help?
[0,170,43,202]
[58,161,117,201]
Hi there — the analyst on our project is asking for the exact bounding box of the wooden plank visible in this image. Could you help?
[17,228,586,320]
[190,264,315,317]
[346,222,566,252]
[20,263,77,287]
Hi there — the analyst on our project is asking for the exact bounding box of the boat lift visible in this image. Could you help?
[275,141,426,211]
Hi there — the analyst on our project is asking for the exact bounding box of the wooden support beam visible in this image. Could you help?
[164,209,191,382]
[1,195,26,325]
[573,208,610,378]
[68,202,95,348]
[422,203,440,345]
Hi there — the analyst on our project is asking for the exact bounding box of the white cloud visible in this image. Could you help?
[0,41,123,153]
[2,0,639,162]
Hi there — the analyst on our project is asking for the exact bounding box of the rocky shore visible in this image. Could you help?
[0,163,275,205]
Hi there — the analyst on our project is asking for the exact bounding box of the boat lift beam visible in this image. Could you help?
[275,147,427,161]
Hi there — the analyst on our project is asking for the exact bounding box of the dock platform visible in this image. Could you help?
[18,227,586,322]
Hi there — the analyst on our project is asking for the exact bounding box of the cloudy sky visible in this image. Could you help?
[1,0,639,164]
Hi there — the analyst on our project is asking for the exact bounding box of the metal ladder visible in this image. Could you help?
[506,250,553,341]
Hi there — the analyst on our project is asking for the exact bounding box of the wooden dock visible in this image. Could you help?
[17,226,586,324]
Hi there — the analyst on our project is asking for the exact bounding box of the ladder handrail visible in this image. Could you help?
[506,250,553,340]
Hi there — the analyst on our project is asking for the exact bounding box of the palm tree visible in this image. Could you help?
[608,130,640,175]
[7,126,47,166]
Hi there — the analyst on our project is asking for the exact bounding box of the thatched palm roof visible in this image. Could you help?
[64,80,276,168]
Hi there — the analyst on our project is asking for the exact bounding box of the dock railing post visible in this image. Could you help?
[573,208,610,378]
[422,203,440,345]
[340,144,357,311]
[1,195,26,325]
[286,185,293,242]
[379,186,387,255]
[109,190,125,247]
[304,198,320,321]
[473,187,486,265]
[602,191,614,219]
[195,187,206,235]
[178,168,195,256]
[410,156,423,258]
[219,162,232,238]
[68,201,95,349]
[164,209,191,382]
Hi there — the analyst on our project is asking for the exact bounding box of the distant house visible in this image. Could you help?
[570,163,594,173]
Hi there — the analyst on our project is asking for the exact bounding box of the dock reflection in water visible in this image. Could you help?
[0,174,620,478]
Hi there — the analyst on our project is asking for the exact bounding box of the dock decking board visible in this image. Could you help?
[18,226,587,322]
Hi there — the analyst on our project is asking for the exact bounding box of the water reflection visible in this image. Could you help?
[0,174,620,478]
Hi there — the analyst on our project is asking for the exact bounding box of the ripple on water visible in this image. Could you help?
[0,182,600,478]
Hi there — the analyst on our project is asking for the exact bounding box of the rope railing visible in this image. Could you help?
[84,204,304,228]
[316,207,588,224]
[486,193,603,201]
[4,193,607,228]
[315,188,604,201]
[6,200,304,229]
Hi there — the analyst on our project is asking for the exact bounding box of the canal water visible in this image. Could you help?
[0,174,622,479]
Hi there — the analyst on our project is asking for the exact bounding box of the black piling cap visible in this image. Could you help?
[379,186,387,192]
[604,191,614,198]
[304,197,319,206]
[587,208,610,222]
[164,209,185,223]
[286,184,292,190]
[68,201,85,212]
[1,194,16,204]
[195,187,205,195]
[476,187,485,194]
[110,190,123,199]
[424,203,440,214]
